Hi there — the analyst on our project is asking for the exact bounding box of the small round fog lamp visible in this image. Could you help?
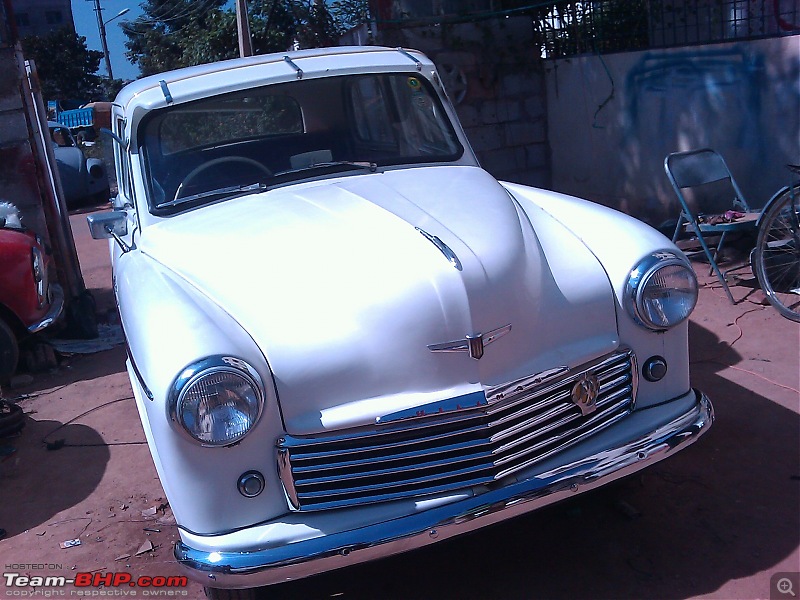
[643,356,668,382]
[238,471,265,498]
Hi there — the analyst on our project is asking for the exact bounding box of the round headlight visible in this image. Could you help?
[626,252,698,330]
[169,356,264,446]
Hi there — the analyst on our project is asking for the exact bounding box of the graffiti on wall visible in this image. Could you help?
[617,43,799,220]
[624,47,764,153]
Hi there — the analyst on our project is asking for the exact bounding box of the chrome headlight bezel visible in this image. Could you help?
[625,251,698,331]
[168,356,265,447]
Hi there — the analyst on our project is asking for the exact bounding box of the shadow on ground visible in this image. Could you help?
[0,417,110,536]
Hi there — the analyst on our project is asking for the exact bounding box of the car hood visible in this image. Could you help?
[140,166,619,434]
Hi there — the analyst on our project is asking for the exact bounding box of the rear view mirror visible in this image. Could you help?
[87,211,127,239]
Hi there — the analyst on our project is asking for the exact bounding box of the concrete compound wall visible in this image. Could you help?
[546,36,800,227]
[374,17,551,188]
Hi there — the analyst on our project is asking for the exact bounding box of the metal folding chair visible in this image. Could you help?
[664,148,760,303]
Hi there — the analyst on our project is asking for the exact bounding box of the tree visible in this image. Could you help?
[21,28,104,100]
[123,0,367,76]
[122,0,229,76]
[330,0,370,34]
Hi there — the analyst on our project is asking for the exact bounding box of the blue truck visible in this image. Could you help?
[47,101,95,142]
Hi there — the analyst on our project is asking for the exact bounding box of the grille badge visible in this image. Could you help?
[571,374,600,416]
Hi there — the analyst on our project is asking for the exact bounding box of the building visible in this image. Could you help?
[10,0,74,38]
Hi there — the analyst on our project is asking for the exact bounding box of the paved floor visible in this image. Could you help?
[0,207,797,599]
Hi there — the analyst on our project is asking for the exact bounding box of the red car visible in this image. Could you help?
[0,204,63,381]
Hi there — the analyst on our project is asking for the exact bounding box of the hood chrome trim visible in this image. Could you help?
[416,227,463,271]
[427,324,511,359]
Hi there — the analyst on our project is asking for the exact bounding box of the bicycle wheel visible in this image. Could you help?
[754,184,800,322]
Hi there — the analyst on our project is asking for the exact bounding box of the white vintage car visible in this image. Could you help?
[89,47,713,598]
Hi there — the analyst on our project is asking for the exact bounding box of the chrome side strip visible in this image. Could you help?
[175,391,713,588]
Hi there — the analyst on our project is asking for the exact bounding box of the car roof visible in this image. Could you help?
[114,46,434,111]
[114,46,438,148]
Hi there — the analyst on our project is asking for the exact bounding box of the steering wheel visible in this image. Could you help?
[174,156,273,202]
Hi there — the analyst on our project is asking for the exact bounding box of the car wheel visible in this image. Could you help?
[203,587,257,600]
[0,318,19,383]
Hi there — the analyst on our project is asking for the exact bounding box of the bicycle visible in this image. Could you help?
[752,165,800,322]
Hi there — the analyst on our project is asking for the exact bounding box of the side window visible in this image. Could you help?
[349,77,396,146]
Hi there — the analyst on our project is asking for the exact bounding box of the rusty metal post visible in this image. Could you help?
[236,0,253,57]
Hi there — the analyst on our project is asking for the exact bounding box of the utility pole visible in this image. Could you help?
[92,0,114,78]
[235,0,253,57]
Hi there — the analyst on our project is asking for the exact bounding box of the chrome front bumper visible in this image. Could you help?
[175,390,713,589]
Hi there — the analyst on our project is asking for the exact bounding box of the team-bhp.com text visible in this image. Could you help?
[3,572,188,596]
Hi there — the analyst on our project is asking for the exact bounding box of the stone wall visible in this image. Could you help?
[373,17,551,188]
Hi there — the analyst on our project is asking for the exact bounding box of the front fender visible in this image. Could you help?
[116,250,288,534]
[53,148,88,201]
[504,183,693,409]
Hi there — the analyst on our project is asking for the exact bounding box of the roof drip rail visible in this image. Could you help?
[283,56,303,79]
[397,48,422,72]
[158,80,174,105]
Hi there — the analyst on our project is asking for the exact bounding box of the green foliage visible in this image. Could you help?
[329,0,370,33]
[531,0,649,57]
[122,0,370,77]
[21,28,105,101]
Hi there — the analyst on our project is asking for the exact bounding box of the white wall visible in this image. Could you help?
[546,36,800,227]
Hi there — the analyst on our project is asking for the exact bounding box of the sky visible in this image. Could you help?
[71,0,144,81]
[71,1,240,81]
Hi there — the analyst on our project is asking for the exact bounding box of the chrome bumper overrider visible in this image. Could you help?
[27,284,64,333]
[175,391,713,589]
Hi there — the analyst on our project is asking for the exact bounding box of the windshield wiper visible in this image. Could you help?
[277,161,378,178]
[159,182,267,209]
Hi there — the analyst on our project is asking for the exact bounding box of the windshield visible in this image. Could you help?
[140,73,464,213]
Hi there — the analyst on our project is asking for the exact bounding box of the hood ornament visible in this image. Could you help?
[428,324,511,360]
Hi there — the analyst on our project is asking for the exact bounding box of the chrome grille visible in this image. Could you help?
[277,349,636,511]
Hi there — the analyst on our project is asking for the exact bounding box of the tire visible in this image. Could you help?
[0,318,18,383]
[0,400,24,437]
[754,185,800,322]
[203,587,257,600]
